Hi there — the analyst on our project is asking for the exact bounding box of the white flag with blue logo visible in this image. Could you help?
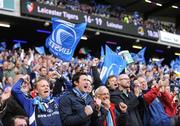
[46,18,87,61]
[100,45,126,84]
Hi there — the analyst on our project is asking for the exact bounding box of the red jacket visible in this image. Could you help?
[143,87,177,117]
[160,91,177,117]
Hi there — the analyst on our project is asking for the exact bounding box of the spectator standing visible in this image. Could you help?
[12,75,62,126]
[59,72,94,126]
[93,86,127,126]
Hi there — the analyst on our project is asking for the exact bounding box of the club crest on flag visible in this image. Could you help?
[51,24,76,48]
[46,18,87,61]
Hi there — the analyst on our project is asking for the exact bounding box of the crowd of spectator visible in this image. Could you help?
[35,0,176,33]
[0,1,178,126]
[0,47,179,126]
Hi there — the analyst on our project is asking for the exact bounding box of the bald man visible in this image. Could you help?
[110,74,143,126]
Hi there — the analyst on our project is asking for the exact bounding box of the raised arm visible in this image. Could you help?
[11,77,33,116]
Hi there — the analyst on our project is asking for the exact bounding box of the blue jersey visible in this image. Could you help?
[12,78,62,126]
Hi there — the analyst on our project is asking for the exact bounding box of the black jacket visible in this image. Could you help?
[110,89,143,126]
[59,90,94,126]
[1,96,27,126]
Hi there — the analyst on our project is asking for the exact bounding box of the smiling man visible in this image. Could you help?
[59,72,94,126]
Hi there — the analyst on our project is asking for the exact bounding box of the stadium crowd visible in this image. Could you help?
[36,0,176,33]
[0,48,179,126]
[0,1,179,126]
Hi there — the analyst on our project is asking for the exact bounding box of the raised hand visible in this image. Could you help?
[134,86,141,97]
[84,105,93,116]
[102,99,110,110]
[1,87,11,102]
[93,97,102,111]
[92,58,99,66]
[119,102,127,113]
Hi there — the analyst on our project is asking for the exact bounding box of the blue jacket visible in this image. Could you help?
[143,98,171,126]
[12,78,62,126]
[59,90,93,126]
[142,88,171,126]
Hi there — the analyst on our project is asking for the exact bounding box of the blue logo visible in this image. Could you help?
[51,24,76,48]
[46,18,87,61]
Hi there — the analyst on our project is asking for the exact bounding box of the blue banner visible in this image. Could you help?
[101,46,105,58]
[35,46,45,55]
[13,42,21,50]
[100,45,126,84]
[155,58,164,67]
[132,47,146,64]
[46,18,87,61]
[0,42,6,51]
[170,56,180,73]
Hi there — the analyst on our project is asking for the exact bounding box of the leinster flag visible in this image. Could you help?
[35,46,45,55]
[100,45,126,84]
[46,18,87,61]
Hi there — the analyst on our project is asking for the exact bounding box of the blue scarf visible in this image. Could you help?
[72,88,88,101]
[33,96,54,112]
[106,110,114,126]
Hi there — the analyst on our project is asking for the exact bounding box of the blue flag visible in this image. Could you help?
[46,18,87,61]
[100,45,126,84]
[116,46,121,54]
[35,46,45,55]
[132,47,146,64]
[170,56,180,73]
[98,46,105,68]
[155,58,164,67]
[0,42,6,51]
[101,46,105,58]
[1,42,6,49]
[13,42,21,50]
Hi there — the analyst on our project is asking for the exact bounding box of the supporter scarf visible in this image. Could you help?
[72,88,88,101]
[106,110,114,126]
[33,96,54,112]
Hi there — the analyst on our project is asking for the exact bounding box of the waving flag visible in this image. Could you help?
[0,42,6,51]
[35,46,45,55]
[13,42,21,50]
[46,18,87,61]
[132,47,146,64]
[100,45,126,84]
[119,50,134,64]
[170,56,180,74]
[79,47,88,55]
[155,58,164,67]
[98,46,105,68]
[116,46,121,54]
[101,46,105,58]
